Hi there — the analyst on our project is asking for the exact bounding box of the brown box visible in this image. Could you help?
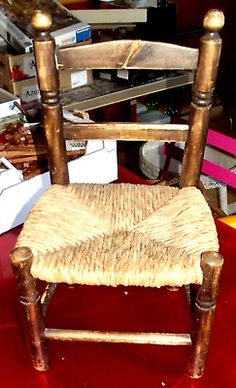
[0,38,93,102]
[0,51,35,85]
[1,69,93,103]
[0,38,92,83]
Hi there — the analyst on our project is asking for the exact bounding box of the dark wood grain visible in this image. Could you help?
[63,122,189,141]
[57,40,199,70]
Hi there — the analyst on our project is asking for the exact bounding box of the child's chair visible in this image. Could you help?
[10,9,224,380]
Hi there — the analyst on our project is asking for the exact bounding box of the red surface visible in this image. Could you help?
[0,167,236,387]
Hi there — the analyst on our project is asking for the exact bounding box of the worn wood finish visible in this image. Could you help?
[32,12,69,185]
[180,10,224,188]
[10,247,48,371]
[57,40,199,70]
[45,328,192,346]
[187,251,224,378]
[63,122,189,141]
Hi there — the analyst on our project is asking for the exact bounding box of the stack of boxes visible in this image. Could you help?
[0,47,93,104]
[0,0,92,104]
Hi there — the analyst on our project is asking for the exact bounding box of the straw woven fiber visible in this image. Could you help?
[17,183,219,287]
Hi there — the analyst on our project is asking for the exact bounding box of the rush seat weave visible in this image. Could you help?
[16,183,219,287]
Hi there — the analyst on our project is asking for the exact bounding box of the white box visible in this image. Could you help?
[0,88,21,118]
[0,140,118,234]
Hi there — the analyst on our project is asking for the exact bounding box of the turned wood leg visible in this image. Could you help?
[187,251,223,379]
[11,247,49,371]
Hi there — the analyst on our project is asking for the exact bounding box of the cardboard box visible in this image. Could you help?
[0,140,118,234]
[0,51,35,83]
[1,69,93,103]
[0,39,93,102]
[0,0,91,53]
[0,38,92,83]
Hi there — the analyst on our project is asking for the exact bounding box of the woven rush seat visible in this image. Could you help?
[16,183,219,288]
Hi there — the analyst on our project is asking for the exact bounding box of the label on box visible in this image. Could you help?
[20,84,40,102]
[71,70,87,88]
[22,55,36,78]
[54,31,77,47]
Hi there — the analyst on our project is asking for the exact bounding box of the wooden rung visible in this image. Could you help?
[44,328,192,346]
[63,123,189,142]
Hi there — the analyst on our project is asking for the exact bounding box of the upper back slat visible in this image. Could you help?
[57,40,199,71]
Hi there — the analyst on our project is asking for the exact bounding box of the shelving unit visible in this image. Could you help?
[62,71,194,111]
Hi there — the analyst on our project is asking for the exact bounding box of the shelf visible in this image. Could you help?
[62,71,194,112]
[71,9,147,25]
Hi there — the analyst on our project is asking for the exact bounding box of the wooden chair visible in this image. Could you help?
[10,9,224,379]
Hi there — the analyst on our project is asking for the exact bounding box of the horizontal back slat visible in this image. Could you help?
[63,122,188,141]
[57,40,199,70]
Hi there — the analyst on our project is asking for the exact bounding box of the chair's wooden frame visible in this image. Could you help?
[11,9,224,379]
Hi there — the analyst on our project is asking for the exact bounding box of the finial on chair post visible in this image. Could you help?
[31,10,52,32]
[203,9,225,33]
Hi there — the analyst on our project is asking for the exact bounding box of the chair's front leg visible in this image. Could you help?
[11,247,49,371]
[187,251,223,379]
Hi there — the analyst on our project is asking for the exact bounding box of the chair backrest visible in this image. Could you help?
[31,9,224,188]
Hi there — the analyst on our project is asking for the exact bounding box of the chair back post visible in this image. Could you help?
[180,10,224,188]
[32,11,69,185]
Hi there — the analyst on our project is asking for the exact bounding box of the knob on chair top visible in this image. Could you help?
[203,9,225,32]
[31,10,52,31]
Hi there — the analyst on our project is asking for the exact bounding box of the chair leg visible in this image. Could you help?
[187,251,223,379]
[11,247,49,371]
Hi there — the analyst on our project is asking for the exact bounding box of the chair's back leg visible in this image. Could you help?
[180,11,224,188]
[32,12,69,185]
